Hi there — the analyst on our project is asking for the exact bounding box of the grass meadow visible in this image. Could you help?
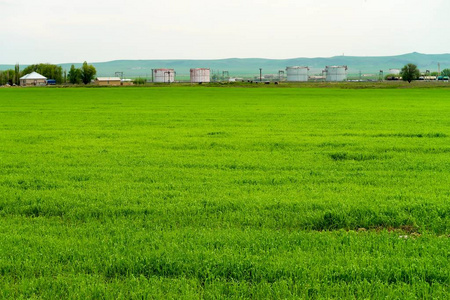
[0,86,449,299]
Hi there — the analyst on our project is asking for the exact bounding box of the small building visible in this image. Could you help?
[20,72,47,86]
[309,75,326,81]
[418,76,437,81]
[95,77,121,86]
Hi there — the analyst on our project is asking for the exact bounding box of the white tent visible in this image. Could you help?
[20,72,47,80]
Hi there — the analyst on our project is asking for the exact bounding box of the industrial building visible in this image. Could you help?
[325,66,348,81]
[286,66,309,82]
[95,77,121,86]
[20,72,47,86]
[153,69,175,83]
[190,68,210,83]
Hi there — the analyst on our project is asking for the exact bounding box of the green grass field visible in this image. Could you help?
[0,86,449,299]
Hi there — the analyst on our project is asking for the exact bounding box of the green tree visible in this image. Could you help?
[441,68,450,77]
[14,63,20,85]
[0,69,16,85]
[401,63,420,83]
[67,65,82,84]
[133,77,146,85]
[80,61,96,85]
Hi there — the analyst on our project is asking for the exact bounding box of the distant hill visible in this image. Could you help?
[2,52,450,78]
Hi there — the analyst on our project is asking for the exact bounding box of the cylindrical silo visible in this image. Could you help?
[153,69,175,83]
[190,68,210,83]
[389,68,401,75]
[325,66,347,82]
[286,66,309,82]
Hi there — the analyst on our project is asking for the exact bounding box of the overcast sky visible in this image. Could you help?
[1,0,449,64]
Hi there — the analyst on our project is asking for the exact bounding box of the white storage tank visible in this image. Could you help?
[389,68,401,75]
[153,69,175,83]
[190,68,210,83]
[286,66,309,82]
[325,66,348,82]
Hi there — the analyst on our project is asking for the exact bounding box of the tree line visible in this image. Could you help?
[0,64,22,85]
[0,62,96,85]
[386,64,450,83]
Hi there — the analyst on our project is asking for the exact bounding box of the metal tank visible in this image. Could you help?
[325,66,348,82]
[190,68,210,83]
[389,68,401,75]
[153,69,175,83]
[286,66,309,82]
